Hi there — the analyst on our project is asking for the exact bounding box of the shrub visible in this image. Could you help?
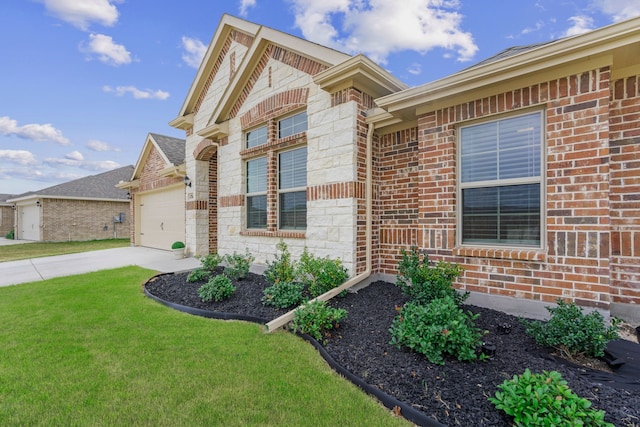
[389,296,484,365]
[296,248,349,297]
[5,229,14,239]
[223,250,255,280]
[522,299,619,359]
[171,241,185,249]
[187,267,211,283]
[264,241,296,285]
[199,253,223,271]
[396,247,467,305]
[262,281,305,309]
[489,369,614,427]
[197,274,235,302]
[291,300,347,342]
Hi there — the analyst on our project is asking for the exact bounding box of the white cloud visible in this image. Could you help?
[563,15,595,37]
[407,63,422,75]
[81,33,132,66]
[86,139,120,152]
[181,36,207,68]
[44,151,120,171]
[103,85,170,100]
[290,0,478,64]
[239,0,256,16]
[0,116,70,145]
[39,0,121,31]
[0,150,38,166]
[521,20,544,35]
[593,0,640,22]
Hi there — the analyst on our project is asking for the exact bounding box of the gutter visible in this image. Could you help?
[265,121,375,332]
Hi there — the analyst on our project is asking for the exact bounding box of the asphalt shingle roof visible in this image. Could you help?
[150,133,185,166]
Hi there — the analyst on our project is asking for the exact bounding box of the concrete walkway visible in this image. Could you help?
[0,244,201,287]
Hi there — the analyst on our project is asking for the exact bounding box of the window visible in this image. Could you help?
[278,147,307,230]
[246,126,267,149]
[278,111,307,139]
[246,157,267,228]
[459,111,543,247]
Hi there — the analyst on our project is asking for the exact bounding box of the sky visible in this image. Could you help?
[1,0,640,195]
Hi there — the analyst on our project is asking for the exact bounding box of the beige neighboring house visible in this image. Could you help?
[117,133,187,251]
[168,14,640,323]
[8,166,133,242]
[0,194,16,236]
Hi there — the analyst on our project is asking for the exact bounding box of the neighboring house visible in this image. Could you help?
[117,133,187,251]
[169,14,640,322]
[0,194,16,236]
[8,166,133,242]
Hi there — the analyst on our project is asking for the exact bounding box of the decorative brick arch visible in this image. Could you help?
[194,139,218,161]
[239,88,309,129]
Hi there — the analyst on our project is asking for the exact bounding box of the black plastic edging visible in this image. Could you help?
[143,274,445,427]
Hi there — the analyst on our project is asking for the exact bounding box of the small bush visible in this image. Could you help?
[522,299,619,358]
[396,247,467,305]
[297,248,349,297]
[389,296,484,365]
[187,267,211,283]
[5,229,14,239]
[199,253,223,271]
[171,241,185,249]
[223,250,254,280]
[197,274,235,302]
[291,300,347,342]
[264,241,296,285]
[489,369,614,427]
[262,281,305,309]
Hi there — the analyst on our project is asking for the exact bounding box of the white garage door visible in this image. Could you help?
[137,187,185,250]
[19,205,40,241]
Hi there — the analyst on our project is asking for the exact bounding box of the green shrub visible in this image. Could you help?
[396,247,467,305]
[171,241,185,249]
[389,296,484,365]
[297,248,349,297]
[197,274,236,302]
[291,300,347,342]
[223,250,255,280]
[262,281,306,309]
[522,299,619,358]
[199,253,223,271]
[489,369,614,427]
[187,267,211,283]
[5,229,14,239]
[264,241,296,285]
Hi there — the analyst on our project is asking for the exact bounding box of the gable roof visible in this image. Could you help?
[8,166,134,203]
[128,133,186,183]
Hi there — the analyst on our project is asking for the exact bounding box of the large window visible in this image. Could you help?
[279,147,307,230]
[246,125,268,149]
[278,111,307,139]
[246,157,267,228]
[459,111,543,247]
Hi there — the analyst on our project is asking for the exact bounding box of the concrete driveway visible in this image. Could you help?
[0,243,200,287]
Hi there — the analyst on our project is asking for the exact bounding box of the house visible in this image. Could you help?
[116,133,187,251]
[8,166,133,242]
[0,194,16,236]
[168,14,640,323]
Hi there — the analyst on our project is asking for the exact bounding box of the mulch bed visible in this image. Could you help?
[144,269,640,426]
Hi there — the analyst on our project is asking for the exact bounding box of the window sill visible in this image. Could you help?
[453,246,546,262]
[240,230,306,239]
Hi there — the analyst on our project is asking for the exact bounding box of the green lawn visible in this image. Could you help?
[0,239,130,262]
[0,267,409,426]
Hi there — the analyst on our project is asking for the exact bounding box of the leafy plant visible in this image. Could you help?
[489,369,614,427]
[264,240,296,285]
[187,268,211,283]
[522,299,619,359]
[389,296,484,365]
[291,300,347,342]
[262,281,306,309]
[171,241,185,250]
[5,229,14,239]
[197,274,236,302]
[296,247,349,297]
[396,247,467,305]
[199,253,223,271]
[223,250,255,280]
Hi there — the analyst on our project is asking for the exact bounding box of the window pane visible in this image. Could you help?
[279,148,307,190]
[247,195,267,229]
[246,157,267,193]
[462,184,540,246]
[279,191,306,230]
[246,126,267,149]
[278,111,307,139]
[461,121,497,182]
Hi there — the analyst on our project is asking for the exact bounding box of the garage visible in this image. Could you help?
[136,185,185,250]
[18,204,40,241]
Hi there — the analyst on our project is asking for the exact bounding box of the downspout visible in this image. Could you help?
[266,121,375,332]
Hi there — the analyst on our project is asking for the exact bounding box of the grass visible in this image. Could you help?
[0,267,410,426]
[0,238,130,262]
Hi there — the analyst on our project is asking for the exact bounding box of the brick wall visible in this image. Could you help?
[41,198,130,242]
[0,206,14,236]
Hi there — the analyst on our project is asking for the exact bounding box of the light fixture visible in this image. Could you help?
[11,204,16,211]
[126,191,132,200]
[184,176,192,187]
[36,200,41,207]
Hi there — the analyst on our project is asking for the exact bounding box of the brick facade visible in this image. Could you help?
[0,205,14,236]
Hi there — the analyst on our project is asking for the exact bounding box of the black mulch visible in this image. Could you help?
[144,270,640,427]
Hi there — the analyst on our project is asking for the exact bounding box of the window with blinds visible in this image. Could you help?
[246,157,267,229]
[278,147,307,230]
[459,111,543,246]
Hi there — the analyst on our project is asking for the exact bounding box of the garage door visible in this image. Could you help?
[137,186,185,250]
[19,205,40,241]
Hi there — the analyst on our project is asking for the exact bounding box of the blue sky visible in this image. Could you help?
[1,0,639,195]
